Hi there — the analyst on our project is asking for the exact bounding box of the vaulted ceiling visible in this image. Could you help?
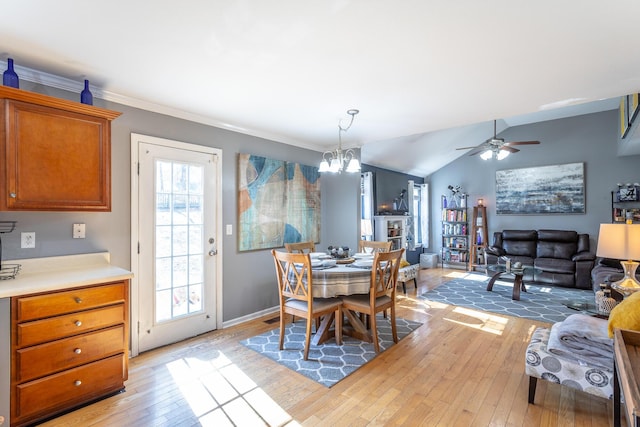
[1,1,638,176]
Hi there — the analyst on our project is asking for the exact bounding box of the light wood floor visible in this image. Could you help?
[41,268,619,427]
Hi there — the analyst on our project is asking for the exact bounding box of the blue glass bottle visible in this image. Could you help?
[3,58,19,88]
[80,79,93,105]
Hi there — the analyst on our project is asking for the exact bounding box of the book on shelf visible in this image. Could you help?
[442,209,467,222]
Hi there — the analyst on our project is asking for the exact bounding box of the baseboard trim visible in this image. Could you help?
[222,306,279,329]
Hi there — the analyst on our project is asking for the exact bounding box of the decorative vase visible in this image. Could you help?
[3,58,19,88]
[595,283,606,311]
[599,289,617,315]
[80,79,93,105]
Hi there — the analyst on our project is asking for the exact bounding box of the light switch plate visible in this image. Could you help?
[226,224,232,235]
[73,223,86,239]
[21,232,35,248]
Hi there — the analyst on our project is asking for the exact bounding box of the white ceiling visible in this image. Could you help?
[1,1,639,176]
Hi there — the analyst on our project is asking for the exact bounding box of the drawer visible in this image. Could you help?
[13,354,125,422]
[16,303,125,347]
[16,325,124,382]
[15,281,126,321]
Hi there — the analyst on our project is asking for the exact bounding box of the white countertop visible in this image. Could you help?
[0,252,133,298]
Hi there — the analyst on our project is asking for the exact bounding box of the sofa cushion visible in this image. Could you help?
[535,257,575,274]
[535,270,575,287]
[536,230,578,260]
[501,230,537,257]
[598,257,623,269]
[507,255,535,266]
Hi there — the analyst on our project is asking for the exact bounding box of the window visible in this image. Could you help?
[360,172,374,240]
[409,181,429,249]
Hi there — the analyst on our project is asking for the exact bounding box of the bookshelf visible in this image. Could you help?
[441,194,468,269]
[374,215,408,257]
[469,205,488,272]
[612,190,640,223]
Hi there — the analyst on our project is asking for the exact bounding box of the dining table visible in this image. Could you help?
[306,260,376,345]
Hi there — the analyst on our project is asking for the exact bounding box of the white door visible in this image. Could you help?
[134,135,220,353]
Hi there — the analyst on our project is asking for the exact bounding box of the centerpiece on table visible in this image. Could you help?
[328,245,350,259]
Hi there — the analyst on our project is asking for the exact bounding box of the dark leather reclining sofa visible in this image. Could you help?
[485,229,595,289]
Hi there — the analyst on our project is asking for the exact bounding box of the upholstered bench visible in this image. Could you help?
[398,264,419,293]
[525,327,613,403]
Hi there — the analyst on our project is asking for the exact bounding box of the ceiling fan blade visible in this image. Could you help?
[501,146,520,153]
[466,147,489,156]
[456,146,482,150]
[504,140,540,146]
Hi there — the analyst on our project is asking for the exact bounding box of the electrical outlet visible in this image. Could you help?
[73,223,86,239]
[21,232,35,248]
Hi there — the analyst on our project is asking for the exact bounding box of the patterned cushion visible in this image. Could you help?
[525,327,613,400]
[398,264,419,282]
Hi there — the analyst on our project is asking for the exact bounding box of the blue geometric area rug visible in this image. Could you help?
[419,276,594,324]
[241,316,422,387]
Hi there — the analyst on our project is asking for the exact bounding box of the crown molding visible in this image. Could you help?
[0,60,322,151]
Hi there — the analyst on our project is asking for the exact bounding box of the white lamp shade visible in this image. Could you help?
[346,158,361,172]
[480,150,492,160]
[318,160,330,172]
[596,223,640,261]
[496,150,510,160]
[329,158,340,173]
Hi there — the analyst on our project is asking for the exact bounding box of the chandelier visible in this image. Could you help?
[480,147,510,160]
[319,109,361,173]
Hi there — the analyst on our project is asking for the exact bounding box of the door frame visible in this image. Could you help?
[130,132,223,357]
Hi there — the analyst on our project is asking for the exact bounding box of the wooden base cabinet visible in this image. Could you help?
[10,280,129,426]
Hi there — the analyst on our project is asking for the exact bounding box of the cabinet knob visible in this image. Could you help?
[74,380,82,386]
[75,320,82,327]
[9,192,16,198]
[74,297,82,304]
[74,348,82,354]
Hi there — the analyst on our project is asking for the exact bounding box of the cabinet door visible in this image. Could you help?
[2,100,111,211]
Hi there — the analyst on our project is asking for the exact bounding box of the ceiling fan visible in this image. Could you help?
[457,120,540,160]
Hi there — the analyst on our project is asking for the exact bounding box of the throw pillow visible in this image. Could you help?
[400,259,410,268]
[608,291,640,337]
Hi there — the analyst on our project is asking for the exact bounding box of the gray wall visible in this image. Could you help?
[427,109,640,255]
[0,82,360,322]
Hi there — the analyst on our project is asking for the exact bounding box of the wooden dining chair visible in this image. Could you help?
[271,250,342,360]
[358,240,392,253]
[284,241,316,254]
[340,248,404,353]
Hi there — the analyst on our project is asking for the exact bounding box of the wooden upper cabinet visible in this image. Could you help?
[0,86,121,211]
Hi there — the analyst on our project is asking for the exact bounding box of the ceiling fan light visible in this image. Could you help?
[480,150,493,160]
[497,149,510,160]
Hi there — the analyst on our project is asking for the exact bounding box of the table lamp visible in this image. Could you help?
[596,223,640,297]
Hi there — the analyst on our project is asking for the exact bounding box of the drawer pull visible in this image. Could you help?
[75,320,82,327]
[74,348,82,354]
[74,380,82,386]
[74,297,82,304]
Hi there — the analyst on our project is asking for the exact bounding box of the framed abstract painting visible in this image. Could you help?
[237,154,321,251]
[495,162,585,215]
